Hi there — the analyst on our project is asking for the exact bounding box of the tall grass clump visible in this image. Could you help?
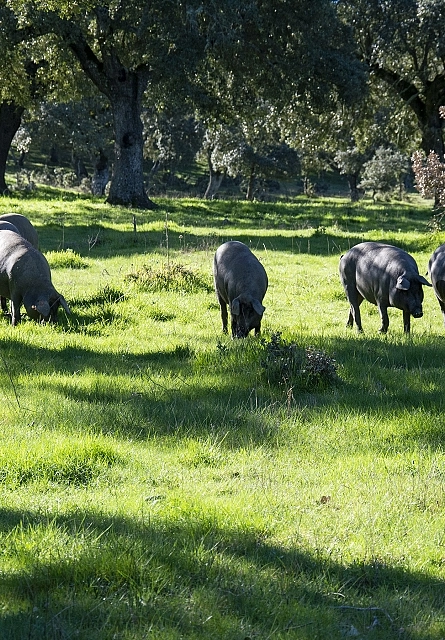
[45,248,89,269]
[125,261,213,293]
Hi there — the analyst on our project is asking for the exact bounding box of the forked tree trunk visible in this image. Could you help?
[0,101,24,194]
[65,25,156,209]
[204,170,224,199]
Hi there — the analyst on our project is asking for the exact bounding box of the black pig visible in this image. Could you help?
[428,243,445,325]
[339,241,431,333]
[213,241,268,338]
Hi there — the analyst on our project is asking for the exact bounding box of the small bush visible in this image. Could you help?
[45,248,89,269]
[260,332,338,391]
[125,262,213,293]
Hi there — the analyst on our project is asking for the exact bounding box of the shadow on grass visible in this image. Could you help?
[0,506,442,639]
[9,192,434,259]
[3,328,445,451]
[38,224,437,260]
[0,333,277,446]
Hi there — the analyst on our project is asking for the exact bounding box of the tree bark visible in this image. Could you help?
[246,164,256,200]
[0,101,24,194]
[91,151,109,196]
[204,170,224,199]
[204,149,224,199]
[347,173,360,202]
[372,67,445,159]
[106,82,155,208]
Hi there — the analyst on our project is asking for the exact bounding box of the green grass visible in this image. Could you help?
[0,187,444,639]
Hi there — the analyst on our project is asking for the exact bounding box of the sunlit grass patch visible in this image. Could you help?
[125,261,213,293]
[74,284,128,306]
[147,307,176,322]
[45,248,89,269]
[0,436,121,487]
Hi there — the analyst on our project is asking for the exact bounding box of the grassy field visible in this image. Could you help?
[0,187,445,639]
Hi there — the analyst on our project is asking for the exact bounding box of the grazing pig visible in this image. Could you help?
[0,214,39,314]
[428,243,445,325]
[0,213,39,248]
[213,240,268,338]
[339,241,431,333]
[0,230,70,325]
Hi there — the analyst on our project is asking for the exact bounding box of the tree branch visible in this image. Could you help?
[370,65,426,122]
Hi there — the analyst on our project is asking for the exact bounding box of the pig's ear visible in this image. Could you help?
[231,299,240,315]
[252,299,265,315]
[396,275,411,290]
[417,275,432,287]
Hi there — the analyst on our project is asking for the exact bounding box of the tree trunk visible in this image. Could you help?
[421,77,445,160]
[0,101,24,194]
[204,170,224,199]
[246,164,256,200]
[106,75,155,209]
[347,173,360,202]
[63,20,155,209]
[91,151,109,196]
[204,149,224,199]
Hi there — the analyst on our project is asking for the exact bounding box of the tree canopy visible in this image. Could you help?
[2,0,366,207]
[338,0,445,159]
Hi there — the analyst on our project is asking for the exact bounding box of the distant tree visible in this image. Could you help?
[199,125,234,199]
[24,96,113,176]
[289,74,420,202]
[198,115,300,200]
[334,147,366,201]
[232,141,300,201]
[359,146,409,200]
[142,110,203,189]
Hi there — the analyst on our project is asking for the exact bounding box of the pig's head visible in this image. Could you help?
[24,290,71,323]
[391,273,431,317]
[230,293,265,338]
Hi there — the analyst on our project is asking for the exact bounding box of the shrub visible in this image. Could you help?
[125,262,213,293]
[260,332,338,391]
[45,248,89,269]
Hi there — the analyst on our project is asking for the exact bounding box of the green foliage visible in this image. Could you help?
[260,332,338,390]
[125,261,213,293]
[45,248,89,269]
[359,146,409,200]
[338,0,445,157]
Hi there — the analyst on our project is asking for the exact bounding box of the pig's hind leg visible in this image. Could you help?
[217,293,229,333]
[345,287,364,332]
